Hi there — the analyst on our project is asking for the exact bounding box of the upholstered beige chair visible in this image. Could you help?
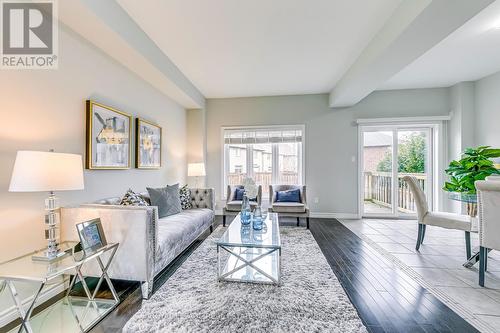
[476,179,500,287]
[222,185,262,226]
[269,185,310,229]
[403,176,473,259]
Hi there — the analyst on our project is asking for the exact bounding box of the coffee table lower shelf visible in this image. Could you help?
[217,245,281,285]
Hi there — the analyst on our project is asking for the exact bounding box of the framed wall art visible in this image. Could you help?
[136,118,162,169]
[86,100,132,169]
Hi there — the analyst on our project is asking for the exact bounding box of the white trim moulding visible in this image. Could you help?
[356,114,451,125]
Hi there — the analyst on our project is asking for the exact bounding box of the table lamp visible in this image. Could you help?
[9,150,84,262]
[188,162,206,187]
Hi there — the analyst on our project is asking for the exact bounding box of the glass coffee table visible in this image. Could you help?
[216,213,281,285]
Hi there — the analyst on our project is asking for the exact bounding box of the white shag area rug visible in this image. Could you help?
[124,227,367,333]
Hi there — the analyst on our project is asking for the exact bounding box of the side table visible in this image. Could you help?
[0,241,119,333]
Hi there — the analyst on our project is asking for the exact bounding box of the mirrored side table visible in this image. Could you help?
[0,241,119,333]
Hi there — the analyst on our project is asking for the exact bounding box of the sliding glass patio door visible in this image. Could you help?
[360,126,433,218]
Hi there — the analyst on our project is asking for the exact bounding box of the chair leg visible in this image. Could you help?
[296,217,300,227]
[421,225,426,245]
[465,231,471,260]
[485,252,488,272]
[479,246,487,287]
[306,217,310,229]
[416,224,423,251]
[210,225,213,233]
[223,215,226,227]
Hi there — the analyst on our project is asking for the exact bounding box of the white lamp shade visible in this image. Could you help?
[188,162,206,177]
[9,151,84,192]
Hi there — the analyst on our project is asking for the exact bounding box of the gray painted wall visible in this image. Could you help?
[206,89,450,216]
[0,27,187,262]
[475,71,500,148]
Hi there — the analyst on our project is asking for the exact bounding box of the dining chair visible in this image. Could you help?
[403,176,473,259]
[475,179,500,287]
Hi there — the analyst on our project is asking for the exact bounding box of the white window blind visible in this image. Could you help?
[224,128,303,144]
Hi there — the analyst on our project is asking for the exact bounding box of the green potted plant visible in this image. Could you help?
[444,146,500,215]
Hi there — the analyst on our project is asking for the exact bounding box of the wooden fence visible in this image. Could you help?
[364,172,427,212]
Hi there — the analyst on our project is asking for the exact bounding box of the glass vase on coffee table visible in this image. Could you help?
[252,205,264,230]
[240,194,251,225]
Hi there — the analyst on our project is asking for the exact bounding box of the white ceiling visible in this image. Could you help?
[118,0,402,98]
[380,0,500,90]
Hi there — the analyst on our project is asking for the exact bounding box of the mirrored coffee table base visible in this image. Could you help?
[218,246,281,285]
[216,213,281,285]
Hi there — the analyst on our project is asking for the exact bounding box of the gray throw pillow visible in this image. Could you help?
[147,184,181,218]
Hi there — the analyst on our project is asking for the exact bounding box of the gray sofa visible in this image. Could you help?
[60,188,215,299]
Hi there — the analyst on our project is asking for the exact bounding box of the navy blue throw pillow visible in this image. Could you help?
[235,188,245,201]
[276,189,301,203]
[234,187,257,201]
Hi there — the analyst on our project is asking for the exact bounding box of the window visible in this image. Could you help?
[223,126,304,198]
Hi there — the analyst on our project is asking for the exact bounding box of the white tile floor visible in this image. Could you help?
[341,218,500,333]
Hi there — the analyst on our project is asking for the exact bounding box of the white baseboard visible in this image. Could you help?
[309,212,359,219]
[0,281,67,328]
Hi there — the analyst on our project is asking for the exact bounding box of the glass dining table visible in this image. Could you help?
[447,192,484,268]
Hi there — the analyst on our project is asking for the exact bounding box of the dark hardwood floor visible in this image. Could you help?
[310,218,478,333]
[20,217,478,333]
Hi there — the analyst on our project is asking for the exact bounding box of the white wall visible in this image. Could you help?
[206,89,450,216]
[0,27,187,263]
[186,108,207,187]
[475,71,500,148]
[447,82,475,213]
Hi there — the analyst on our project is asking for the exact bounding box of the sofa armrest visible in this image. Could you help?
[189,188,215,210]
[226,185,232,203]
[301,185,308,206]
[60,204,157,295]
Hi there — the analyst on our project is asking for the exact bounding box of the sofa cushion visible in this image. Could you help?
[272,202,306,213]
[139,192,151,205]
[147,184,181,218]
[226,200,259,212]
[93,197,121,205]
[120,189,149,206]
[155,209,214,275]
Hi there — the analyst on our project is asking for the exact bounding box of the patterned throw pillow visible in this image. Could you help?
[120,189,149,206]
[180,185,192,210]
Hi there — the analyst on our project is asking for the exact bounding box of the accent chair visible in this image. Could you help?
[403,176,474,259]
[476,179,500,287]
[268,185,310,229]
[222,185,262,227]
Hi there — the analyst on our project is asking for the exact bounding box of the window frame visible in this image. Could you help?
[221,125,306,200]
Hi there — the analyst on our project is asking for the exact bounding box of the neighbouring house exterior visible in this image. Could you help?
[363,132,392,173]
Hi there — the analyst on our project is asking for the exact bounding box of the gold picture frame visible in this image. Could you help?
[86,100,132,169]
[135,118,162,169]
